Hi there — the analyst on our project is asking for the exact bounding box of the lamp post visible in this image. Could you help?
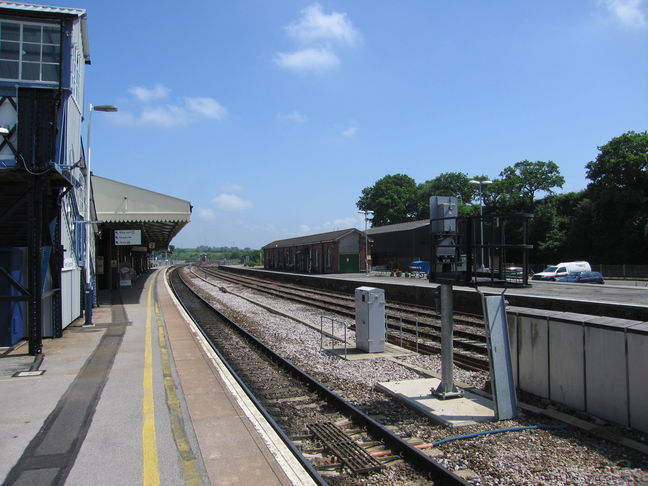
[469,179,492,269]
[358,209,374,274]
[84,104,118,326]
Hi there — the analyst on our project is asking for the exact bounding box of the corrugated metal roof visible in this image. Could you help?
[93,175,191,224]
[0,2,90,63]
[0,2,86,17]
[366,219,429,235]
[263,228,361,249]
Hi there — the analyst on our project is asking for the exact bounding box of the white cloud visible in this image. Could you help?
[277,110,308,124]
[220,183,244,193]
[275,47,340,71]
[138,105,186,126]
[211,193,253,210]
[342,126,357,137]
[313,216,361,233]
[196,207,216,221]
[277,4,359,72]
[184,97,227,119]
[128,83,170,102]
[600,0,647,28]
[115,95,227,127]
[286,3,360,46]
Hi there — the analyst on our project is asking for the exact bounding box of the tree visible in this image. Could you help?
[357,174,419,227]
[491,160,564,211]
[584,131,648,263]
[529,192,587,263]
[416,172,478,218]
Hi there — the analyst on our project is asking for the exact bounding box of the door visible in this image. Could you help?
[339,253,359,273]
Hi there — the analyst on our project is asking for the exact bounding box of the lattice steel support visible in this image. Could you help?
[28,176,43,355]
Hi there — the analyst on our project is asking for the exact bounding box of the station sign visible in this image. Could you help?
[115,229,141,246]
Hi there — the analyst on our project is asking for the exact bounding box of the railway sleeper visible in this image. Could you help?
[265,395,313,404]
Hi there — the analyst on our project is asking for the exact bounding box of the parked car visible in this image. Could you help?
[531,261,592,281]
[557,271,604,284]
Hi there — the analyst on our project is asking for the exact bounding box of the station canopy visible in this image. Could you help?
[92,175,191,250]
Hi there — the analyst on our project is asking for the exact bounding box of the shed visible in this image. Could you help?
[263,228,367,274]
[366,220,431,271]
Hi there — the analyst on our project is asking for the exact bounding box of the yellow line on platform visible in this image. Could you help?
[155,298,202,485]
[143,280,160,486]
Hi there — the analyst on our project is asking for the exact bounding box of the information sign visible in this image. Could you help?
[115,229,141,246]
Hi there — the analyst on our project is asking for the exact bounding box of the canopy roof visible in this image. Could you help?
[93,175,191,249]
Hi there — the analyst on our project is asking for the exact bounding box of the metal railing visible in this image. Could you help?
[320,316,348,359]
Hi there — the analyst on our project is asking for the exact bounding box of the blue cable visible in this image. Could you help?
[432,425,568,447]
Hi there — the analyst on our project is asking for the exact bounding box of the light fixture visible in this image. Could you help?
[469,179,493,269]
[84,103,118,326]
[358,209,374,274]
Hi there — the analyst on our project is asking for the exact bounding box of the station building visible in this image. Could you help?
[263,228,368,274]
[0,3,190,355]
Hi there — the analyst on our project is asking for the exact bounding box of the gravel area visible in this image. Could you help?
[181,268,648,486]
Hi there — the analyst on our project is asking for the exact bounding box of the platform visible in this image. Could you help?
[323,342,415,360]
[376,378,496,428]
[0,268,315,486]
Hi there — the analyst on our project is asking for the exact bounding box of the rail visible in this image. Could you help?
[171,268,471,485]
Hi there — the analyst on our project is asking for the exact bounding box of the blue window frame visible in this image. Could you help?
[0,20,61,84]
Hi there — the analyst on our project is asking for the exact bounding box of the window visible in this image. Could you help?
[0,20,61,84]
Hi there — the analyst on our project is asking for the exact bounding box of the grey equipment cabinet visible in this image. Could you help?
[354,286,386,353]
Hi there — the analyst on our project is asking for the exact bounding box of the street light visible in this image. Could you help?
[358,209,374,274]
[84,104,118,326]
[469,179,492,269]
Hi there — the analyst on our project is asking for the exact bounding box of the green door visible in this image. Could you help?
[339,253,359,273]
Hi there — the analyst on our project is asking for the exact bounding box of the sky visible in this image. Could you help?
[36,0,648,248]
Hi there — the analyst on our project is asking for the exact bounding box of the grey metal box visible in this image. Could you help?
[429,196,458,233]
[355,287,385,353]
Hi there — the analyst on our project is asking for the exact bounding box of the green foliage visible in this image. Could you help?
[489,160,564,212]
[583,131,648,263]
[357,174,419,226]
[173,247,261,265]
[416,172,478,218]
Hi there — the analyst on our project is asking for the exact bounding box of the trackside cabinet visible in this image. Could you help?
[355,286,385,353]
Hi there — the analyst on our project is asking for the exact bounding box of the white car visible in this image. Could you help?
[531,261,591,281]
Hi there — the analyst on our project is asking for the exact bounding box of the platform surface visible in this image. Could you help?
[376,378,496,427]
[0,268,314,486]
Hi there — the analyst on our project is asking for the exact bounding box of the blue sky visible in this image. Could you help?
[44,1,648,248]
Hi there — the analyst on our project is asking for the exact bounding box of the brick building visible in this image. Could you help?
[263,228,368,274]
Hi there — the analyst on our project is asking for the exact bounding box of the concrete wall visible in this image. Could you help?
[508,306,648,433]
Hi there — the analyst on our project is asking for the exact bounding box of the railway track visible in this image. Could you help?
[196,265,489,371]
[170,268,471,485]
